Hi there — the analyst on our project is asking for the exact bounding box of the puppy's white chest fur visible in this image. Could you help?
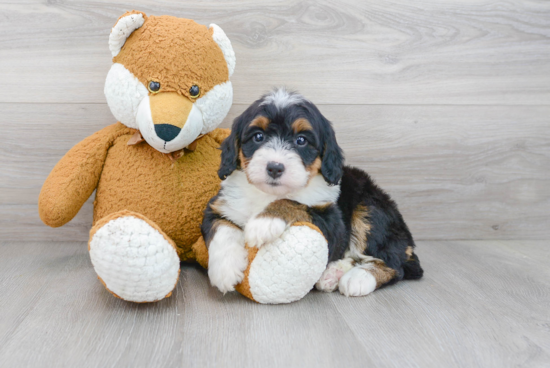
[218,171,340,227]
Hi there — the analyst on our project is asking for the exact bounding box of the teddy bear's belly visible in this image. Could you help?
[93,134,222,260]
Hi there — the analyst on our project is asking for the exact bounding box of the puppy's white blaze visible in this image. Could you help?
[207,225,248,293]
[136,95,203,153]
[104,63,148,129]
[260,87,305,110]
[244,217,287,248]
[338,267,377,297]
[246,137,309,196]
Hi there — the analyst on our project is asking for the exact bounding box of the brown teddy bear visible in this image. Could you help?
[39,11,330,305]
[38,11,236,302]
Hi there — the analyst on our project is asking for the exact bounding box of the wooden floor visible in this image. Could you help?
[0,240,548,368]
[1,2,549,367]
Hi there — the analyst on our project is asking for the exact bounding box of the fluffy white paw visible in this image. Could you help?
[338,267,377,297]
[244,216,287,248]
[208,225,248,294]
[315,258,355,292]
[89,215,180,302]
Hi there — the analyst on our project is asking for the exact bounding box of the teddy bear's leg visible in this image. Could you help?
[237,223,329,304]
[88,210,180,303]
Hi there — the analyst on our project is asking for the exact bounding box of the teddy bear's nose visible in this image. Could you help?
[155,124,181,142]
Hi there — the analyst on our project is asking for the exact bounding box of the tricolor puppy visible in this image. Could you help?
[202,88,423,296]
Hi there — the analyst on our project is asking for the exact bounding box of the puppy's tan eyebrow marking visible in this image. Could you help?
[250,116,270,130]
[292,118,313,133]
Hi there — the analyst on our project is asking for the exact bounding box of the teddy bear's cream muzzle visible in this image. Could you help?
[137,92,203,153]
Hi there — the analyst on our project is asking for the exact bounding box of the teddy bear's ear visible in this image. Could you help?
[209,24,236,78]
[109,11,147,57]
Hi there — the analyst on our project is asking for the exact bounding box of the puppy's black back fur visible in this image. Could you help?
[337,166,423,281]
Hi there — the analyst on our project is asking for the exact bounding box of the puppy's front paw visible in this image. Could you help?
[208,227,248,294]
[338,267,377,297]
[244,216,287,248]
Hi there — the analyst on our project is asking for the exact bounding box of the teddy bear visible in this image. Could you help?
[39,11,329,304]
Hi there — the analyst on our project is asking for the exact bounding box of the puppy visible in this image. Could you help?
[202,88,423,296]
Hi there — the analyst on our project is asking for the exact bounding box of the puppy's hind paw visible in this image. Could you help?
[338,267,377,297]
[315,259,355,292]
[244,216,286,248]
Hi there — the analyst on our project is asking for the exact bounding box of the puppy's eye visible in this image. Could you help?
[296,136,307,146]
[189,85,200,98]
[148,81,161,93]
[253,132,264,143]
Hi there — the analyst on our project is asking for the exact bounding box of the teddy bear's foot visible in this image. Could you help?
[88,210,180,303]
[238,223,329,304]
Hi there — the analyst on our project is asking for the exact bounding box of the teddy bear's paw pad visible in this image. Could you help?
[89,216,180,302]
[247,225,328,304]
[338,267,377,297]
[244,216,286,248]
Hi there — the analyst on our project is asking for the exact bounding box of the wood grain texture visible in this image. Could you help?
[0,240,548,368]
[0,0,549,104]
[2,103,548,241]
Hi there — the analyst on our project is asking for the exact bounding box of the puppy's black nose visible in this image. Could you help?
[155,124,181,142]
[267,162,285,179]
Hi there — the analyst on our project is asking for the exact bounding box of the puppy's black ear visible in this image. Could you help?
[321,121,344,185]
[218,128,240,180]
[218,100,264,180]
[218,108,253,180]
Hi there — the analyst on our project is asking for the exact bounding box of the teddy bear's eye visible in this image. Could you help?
[189,85,200,98]
[148,81,160,93]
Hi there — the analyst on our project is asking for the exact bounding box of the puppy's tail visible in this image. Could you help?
[403,252,424,280]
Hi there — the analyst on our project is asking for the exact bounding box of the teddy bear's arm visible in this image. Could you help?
[38,123,128,228]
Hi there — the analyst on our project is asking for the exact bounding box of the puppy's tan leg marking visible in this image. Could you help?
[347,204,371,259]
[405,245,414,260]
[245,199,311,248]
[258,199,311,223]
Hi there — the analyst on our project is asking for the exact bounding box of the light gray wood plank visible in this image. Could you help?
[0,240,548,368]
[1,103,548,241]
[0,241,371,368]
[328,239,550,368]
[1,0,549,105]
